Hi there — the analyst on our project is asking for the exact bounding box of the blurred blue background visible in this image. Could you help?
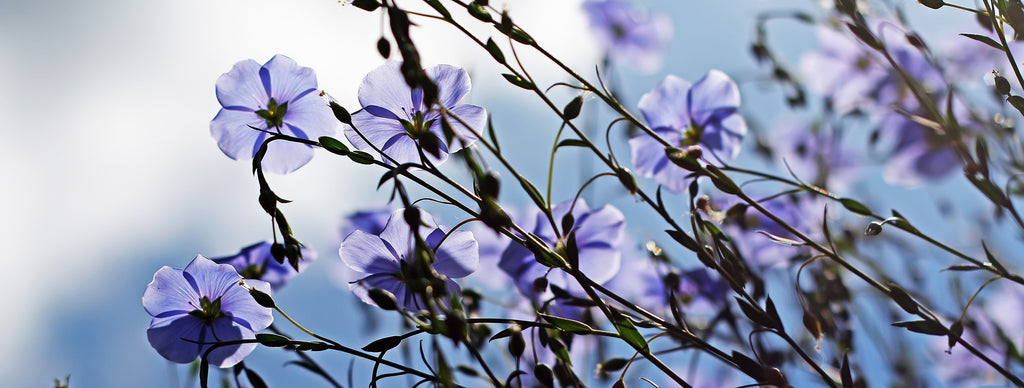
[0,0,1002,386]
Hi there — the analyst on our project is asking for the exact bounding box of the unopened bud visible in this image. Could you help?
[919,0,944,9]
[865,221,883,236]
[996,75,1011,95]
[533,277,548,294]
[684,144,703,160]
[368,288,399,310]
[249,287,276,308]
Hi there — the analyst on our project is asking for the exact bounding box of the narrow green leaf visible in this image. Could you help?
[318,136,350,156]
[348,151,375,165]
[892,319,948,336]
[539,313,593,334]
[556,139,589,149]
[485,38,505,64]
[502,73,534,89]
[611,312,649,353]
[839,198,873,216]
[362,335,403,352]
[961,33,1004,50]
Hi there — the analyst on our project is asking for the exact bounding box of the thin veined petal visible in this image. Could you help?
[147,315,205,364]
[638,75,691,130]
[182,256,242,301]
[349,273,415,310]
[688,70,741,127]
[358,61,415,118]
[346,110,408,155]
[216,59,269,110]
[573,204,625,248]
[435,104,485,148]
[210,109,265,161]
[203,318,253,368]
[340,230,403,274]
[427,64,472,108]
[261,54,320,103]
[219,278,273,332]
[282,95,337,139]
[257,136,315,175]
[430,229,479,278]
[143,266,199,317]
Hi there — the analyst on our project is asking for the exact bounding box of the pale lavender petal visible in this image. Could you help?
[357,61,414,118]
[182,256,242,300]
[435,104,485,147]
[346,110,408,155]
[215,59,268,110]
[349,273,416,310]
[700,113,746,162]
[219,278,273,332]
[383,134,448,166]
[143,266,199,317]
[576,244,622,286]
[427,64,472,108]
[282,95,337,139]
[638,75,691,130]
[573,204,625,248]
[258,139,315,175]
[340,230,402,274]
[688,70,741,127]
[204,318,253,368]
[210,109,265,161]
[147,314,205,364]
[261,54,319,103]
[430,229,479,278]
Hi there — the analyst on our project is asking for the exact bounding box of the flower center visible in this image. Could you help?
[399,110,436,140]
[611,23,627,39]
[239,264,266,280]
[255,98,289,129]
[681,122,703,147]
[188,296,227,325]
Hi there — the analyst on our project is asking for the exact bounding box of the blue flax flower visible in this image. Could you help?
[339,209,479,311]
[211,54,336,174]
[499,199,625,301]
[143,255,273,367]
[211,241,316,291]
[582,0,672,73]
[629,71,747,193]
[344,61,486,166]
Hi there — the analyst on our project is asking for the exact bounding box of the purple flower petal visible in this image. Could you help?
[357,61,415,119]
[182,257,244,304]
[339,230,402,274]
[629,128,689,192]
[428,229,479,278]
[261,54,319,103]
[427,64,472,108]
[215,59,269,110]
[638,75,691,130]
[143,266,198,317]
[147,314,206,364]
[688,69,741,127]
[210,109,266,161]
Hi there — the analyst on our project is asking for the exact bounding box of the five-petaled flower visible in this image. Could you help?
[344,61,486,166]
[211,241,316,291]
[211,54,337,174]
[339,208,479,311]
[582,0,672,73]
[629,70,747,193]
[499,199,625,301]
[143,255,273,368]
